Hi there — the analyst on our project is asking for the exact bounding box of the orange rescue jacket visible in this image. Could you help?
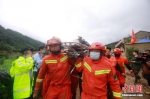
[75,56,122,99]
[34,53,73,91]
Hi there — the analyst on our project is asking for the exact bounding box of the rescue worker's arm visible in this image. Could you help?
[134,60,142,64]
[124,58,132,70]
[108,66,122,99]
[131,57,142,64]
[124,58,134,76]
[34,59,47,91]
[75,58,84,72]
[125,63,134,76]
[130,57,134,63]
[116,63,123,73]
[33,59,48,99]
[125,63,132,70]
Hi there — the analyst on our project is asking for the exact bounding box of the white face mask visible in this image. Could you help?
[90,52,100,60]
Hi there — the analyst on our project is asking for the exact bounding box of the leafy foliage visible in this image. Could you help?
[0,55,17,71]
[0,53,9,65]
[0,53,9,58]
[0,56,17,99]
[0,70,13,99]
[0,25,45,52]
[0,24,46,99]
[0,57,5,65]
[126,47,138,61]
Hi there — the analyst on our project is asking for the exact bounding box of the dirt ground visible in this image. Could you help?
[75,69,150,99]
[122,69,150,99]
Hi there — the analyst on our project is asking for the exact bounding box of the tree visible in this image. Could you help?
[126,47,138,61]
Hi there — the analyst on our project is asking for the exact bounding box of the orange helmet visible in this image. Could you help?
[47,36,61,46]
[89,42,103,50]
[114,48,122,54]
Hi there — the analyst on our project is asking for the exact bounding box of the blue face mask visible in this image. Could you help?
[90,52,100,60]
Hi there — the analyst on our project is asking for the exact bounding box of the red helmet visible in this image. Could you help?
[114,48,122,54]
[89,42,103,50]
[47,36,61,46]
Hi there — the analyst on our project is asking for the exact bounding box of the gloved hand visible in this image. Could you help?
[130,70,134,77]
[74,52,80,58]
[33,90,40,99]
[122,73,126,78]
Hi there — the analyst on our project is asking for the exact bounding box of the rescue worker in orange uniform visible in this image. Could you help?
[70,60,79,99]
[33,36,73,99]
[61,46,79,99]
[75,42,122,99]
[113,48,134,88]
[105,47,125,99]
[105,47,124,75]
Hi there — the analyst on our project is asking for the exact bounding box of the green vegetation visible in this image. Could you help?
[126,47,138,61]
[0,25,45,53]
[0,24,45,71]
[0,71,13,99]
[0,54,19,99]
[0,53,19,71]
[0,25,46,99]
[0,58,16,71]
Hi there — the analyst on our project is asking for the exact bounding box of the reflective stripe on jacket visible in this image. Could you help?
[75,56,122,99]
[35,53,73,91]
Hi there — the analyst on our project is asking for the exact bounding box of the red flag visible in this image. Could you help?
[131,29,136,44]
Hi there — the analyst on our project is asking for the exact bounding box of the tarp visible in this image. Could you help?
[137,38,150,43]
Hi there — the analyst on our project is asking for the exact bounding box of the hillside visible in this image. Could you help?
[105,41,119,49]
[0,25,45,53]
